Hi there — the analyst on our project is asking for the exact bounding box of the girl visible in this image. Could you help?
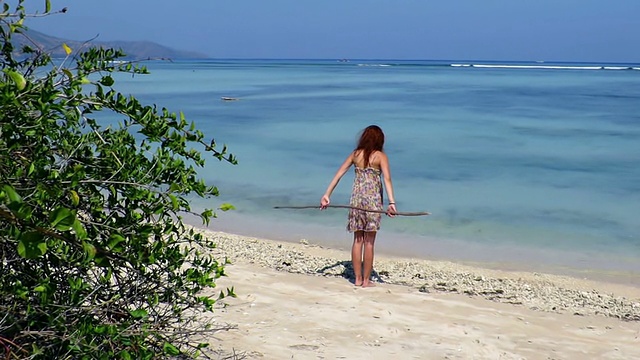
[320,125,396,287]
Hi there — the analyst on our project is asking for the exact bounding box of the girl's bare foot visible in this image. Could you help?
[361,281,376,288]
[354,277,364,286]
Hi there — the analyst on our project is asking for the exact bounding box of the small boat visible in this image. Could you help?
[221,96,239,101]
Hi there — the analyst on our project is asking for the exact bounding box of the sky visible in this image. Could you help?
[25,0,640,62]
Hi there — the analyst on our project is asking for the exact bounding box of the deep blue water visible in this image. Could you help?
[108,59,640,279]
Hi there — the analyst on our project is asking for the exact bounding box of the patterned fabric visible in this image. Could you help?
[347,167,383,232]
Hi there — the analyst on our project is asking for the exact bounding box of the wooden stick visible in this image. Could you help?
[273,205,431,216]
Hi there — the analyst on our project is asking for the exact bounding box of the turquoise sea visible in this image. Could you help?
[111,59,640,283]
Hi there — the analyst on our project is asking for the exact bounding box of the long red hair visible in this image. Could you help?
[355,125,385,168]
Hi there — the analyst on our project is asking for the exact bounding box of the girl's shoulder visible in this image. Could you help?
[371,150,387,160]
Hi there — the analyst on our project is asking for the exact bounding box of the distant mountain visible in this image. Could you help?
[14,28,208,60]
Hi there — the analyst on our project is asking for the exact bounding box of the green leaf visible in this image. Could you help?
[62,68,73,82]
[168,194,179,209]
[218,203,235,212]
[99,75,114,86]
[107,234,125,251]
[94,255,110,267]
[17,231,47,259]
[82,241,96,259]
[14,203,33,220]
[129,308,148,319]
[226,286,237,298]
[50,207,76,231]
[69,190,79,206]
[162,342,180,356]
[72,219,87,240]
[2,184,22,204]
[4,69,26,90]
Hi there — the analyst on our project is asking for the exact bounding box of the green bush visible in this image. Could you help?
[0,1,237,358]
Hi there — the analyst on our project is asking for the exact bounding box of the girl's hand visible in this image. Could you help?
[320,195,330,209]
[386,204,397,217]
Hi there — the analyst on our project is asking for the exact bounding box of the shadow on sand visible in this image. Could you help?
[315,260,386,285]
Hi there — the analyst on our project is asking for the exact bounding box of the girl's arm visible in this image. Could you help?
[320,152,354,209]
[379,152,397,216]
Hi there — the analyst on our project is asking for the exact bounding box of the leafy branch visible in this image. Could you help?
[1,1,240,359]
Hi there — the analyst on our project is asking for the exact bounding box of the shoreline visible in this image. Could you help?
[190,211,640,287]
[199,228,640,321]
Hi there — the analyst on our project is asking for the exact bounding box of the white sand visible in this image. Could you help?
[200,230,640,359]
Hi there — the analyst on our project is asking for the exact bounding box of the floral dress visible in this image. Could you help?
[347,167,383,232]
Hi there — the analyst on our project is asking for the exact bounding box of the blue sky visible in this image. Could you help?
[30,0,640,62]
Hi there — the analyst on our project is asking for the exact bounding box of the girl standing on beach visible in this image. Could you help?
[320,125,397,287]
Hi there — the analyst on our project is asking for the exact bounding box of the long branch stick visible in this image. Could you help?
[273,205,430,216]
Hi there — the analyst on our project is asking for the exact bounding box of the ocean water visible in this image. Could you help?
[109,59,640,281]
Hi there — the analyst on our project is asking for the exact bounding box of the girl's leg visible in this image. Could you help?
[361,231,377,287]
[351,231,365,286]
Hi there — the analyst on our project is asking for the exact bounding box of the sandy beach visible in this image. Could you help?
[200,230,640,359]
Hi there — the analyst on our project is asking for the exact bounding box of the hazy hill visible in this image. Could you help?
[15,28,208,60]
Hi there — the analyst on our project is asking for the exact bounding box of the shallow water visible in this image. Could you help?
[110,59,640,280]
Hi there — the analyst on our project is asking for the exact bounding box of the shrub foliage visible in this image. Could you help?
[0,1,237,358]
